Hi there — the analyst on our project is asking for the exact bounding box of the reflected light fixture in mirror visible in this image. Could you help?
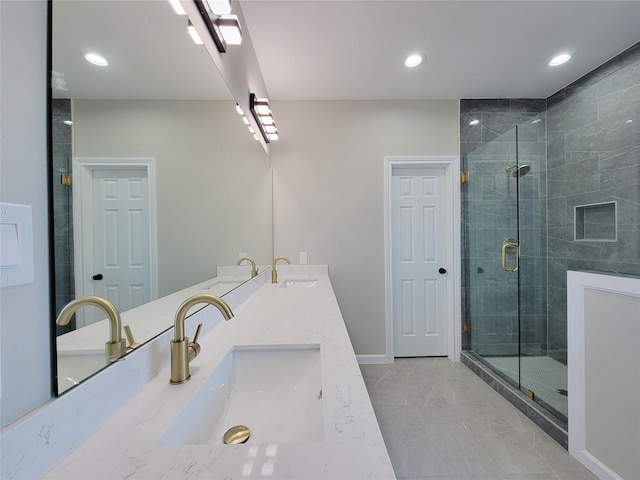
[187,21,204,45]
[168,0,187,15]
[193,0,242,53]
[250,94,279,142]
[236,104,260,141]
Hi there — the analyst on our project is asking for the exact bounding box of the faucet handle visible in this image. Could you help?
[192,323,203,344]
[124,325,141,353]
[188,323,203,362]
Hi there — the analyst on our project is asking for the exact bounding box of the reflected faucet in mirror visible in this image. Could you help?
[170,293,234,385]
[271,256,291,283]
[124,325,141,353]
[56,296,127,363]
[237,256,258,277]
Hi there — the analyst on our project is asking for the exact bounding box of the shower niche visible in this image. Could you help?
[574,201,618,242]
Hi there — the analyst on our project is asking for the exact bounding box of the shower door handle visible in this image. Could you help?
[501,238,519,272]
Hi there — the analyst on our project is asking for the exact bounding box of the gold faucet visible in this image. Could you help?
[271,256,291,283]
[124,325,141,353]
[56,296,126,363]
[237,256,258,277]
[170,293,234,385]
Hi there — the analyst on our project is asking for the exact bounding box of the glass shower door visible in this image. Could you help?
[465,127,521,387]
[465,114,567,421]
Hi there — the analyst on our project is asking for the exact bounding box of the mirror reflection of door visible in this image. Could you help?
[74,160,157,327]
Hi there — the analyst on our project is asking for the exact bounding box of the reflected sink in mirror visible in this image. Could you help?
[159,345,323,446]
[279,279,318,289]
[57,351,107,392]
[202,280,245,296]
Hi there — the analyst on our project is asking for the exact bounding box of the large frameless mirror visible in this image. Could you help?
[50,0,273,395]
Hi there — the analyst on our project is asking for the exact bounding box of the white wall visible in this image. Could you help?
[0,0,51,428]
[73,100,273,297]
[271,100,459,356]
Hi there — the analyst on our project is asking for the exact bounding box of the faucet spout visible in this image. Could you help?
[56,296,126,362]
[237,256,258,277]
[271,256,291,283]
[170,293,234,384]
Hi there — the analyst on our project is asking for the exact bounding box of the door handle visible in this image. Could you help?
[438,268,447,274]
[501,238,519,272]
[92,273,103,280]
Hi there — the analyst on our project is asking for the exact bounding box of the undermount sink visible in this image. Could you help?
[279,279,318,288]
[57,351,107,391]
[159,344,323,446]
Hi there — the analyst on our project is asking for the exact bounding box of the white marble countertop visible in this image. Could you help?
[44,268,395,479]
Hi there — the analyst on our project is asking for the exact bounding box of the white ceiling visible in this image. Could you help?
[52,0,231,100]
[240,0,640,100]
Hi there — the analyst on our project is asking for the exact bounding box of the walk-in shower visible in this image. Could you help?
[462,113,569,422]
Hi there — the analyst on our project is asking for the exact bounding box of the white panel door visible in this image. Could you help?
[392,167,448,356]
[87,168,151,323]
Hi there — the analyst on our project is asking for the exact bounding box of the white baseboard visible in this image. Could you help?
[356,354,393,365]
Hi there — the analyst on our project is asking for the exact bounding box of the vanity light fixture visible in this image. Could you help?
[187,21,204,44]
[194,0,242,53]
[84,52,108,67]
[549,53,571,66]
[249,93,279,143]
[217,15,242,45]
[204,0,231,16]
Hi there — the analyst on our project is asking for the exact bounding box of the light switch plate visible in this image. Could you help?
[299,252,308,265]
[1,203,34,288]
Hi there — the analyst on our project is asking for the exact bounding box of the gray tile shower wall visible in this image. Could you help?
[460,99,546,160]
[461,100,546,356]
[52,98,75,333]
[546,44,640,364]
[461,42,640,366]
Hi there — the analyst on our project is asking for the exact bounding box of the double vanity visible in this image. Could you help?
[3,266,395,479]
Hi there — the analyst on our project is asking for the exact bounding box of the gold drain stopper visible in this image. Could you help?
[223,425,250,445]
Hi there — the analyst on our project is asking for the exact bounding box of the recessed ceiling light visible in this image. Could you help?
[469,119,480,126]
[405,53,424,68]
[549,53,571,66]
[626,119,633,123]
[84,53,108,67]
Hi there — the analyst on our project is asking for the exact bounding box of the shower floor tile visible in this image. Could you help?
[361,357,594,480]
[484,356,568,419]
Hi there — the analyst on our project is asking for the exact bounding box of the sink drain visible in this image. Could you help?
[223,425,250,445]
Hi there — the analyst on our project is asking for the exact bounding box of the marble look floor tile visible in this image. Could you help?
[361,358,597,480]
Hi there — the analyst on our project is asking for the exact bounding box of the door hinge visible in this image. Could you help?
[463,322,470,334]
[460,171,469,183]
[61,174,72,186]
